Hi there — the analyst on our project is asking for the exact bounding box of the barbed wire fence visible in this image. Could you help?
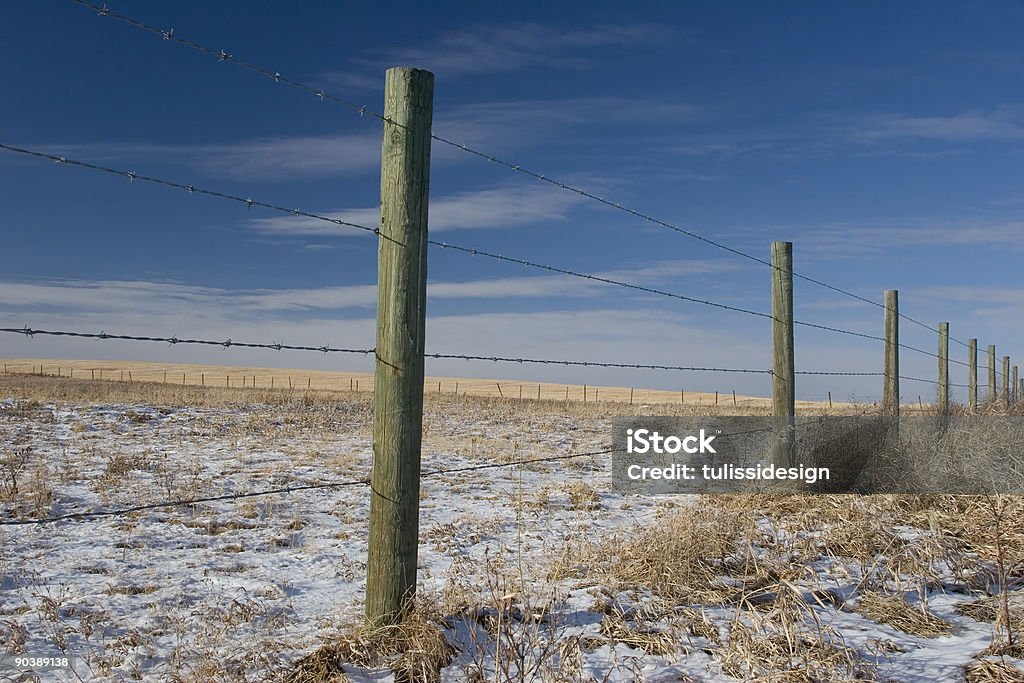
[0,1,1017,631]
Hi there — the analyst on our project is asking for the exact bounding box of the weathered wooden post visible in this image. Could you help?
[988,345,997,405]
[968,339,978,413]
[938,322,949,415]
[883,290,899,416]
[366,66,433,629]
[1007,362,1015,405]
[1003,356,1011,409]
[771,241,795,467]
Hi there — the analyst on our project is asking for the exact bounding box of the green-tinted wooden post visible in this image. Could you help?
[771,241,795,468]
[968,339,977,412]
[883,290,899,416]
[366,67,433,629]
[1003,356,1011,409]
[938,322,949,415]
[988,345,997,406]
[1013,365,1019,405]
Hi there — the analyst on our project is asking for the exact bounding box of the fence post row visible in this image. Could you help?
[883,290,899,416]
[938,321,948,415]
[770,241,795,468]
[365,66,434,630]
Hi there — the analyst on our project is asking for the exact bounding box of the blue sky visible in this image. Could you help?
[3,1,1024,402]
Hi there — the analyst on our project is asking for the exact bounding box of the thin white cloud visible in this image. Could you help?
[39,133,382,180]
[0,274,607,321]
[247,183,586,236]
[327,23,676,85]
[850,107,1024,143]
[24,95,697,183]
[785,219,1024,259]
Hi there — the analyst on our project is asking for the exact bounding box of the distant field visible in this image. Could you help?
[0,357,845,412]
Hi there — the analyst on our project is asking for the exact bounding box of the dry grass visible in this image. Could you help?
[853,591,953,637]
[286,602,455,683]
[7,363,1024,681]
[965,658,1024,682]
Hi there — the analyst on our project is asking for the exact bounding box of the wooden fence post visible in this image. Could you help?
[771,241,795,467]
[1013,366,1019,405]
[938,322,949,415]
[1003,356,1011,409]
[883,290,899,416]
[366,66,433,630]
[987,344,995,409]
[968,339,978,412]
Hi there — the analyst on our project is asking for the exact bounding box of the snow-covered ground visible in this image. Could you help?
[0,394,1021,682]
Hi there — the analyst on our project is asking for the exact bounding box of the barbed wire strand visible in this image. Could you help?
[67,0,972,350]
[0,326,774,375]
[0,142,974,363]
[1,447,615,526]
[0,327,374,355]
[426,351,768,374]
[0,143,376,235]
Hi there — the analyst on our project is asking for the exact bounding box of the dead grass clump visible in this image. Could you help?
[749,494,906,560]
[956,594,1024,635]
[717,589,871,682]
[564,481,600,511]
[106,584,160,596]
[0,399,50,420]
[287,605,454,683]
[585,497,759,603]
[853,591,953,637]
[965,657,1024,683]
[598,609,676,655]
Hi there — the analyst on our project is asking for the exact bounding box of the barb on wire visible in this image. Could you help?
[0,327,374,355]
[68,0,974,349]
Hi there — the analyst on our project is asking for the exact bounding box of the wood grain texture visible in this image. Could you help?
[771,241,795,467]
[938,322,948,415]
[366,67,433,629]
[883,290,899,416]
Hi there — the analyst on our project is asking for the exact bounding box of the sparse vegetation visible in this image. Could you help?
[1,369,1023,681]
